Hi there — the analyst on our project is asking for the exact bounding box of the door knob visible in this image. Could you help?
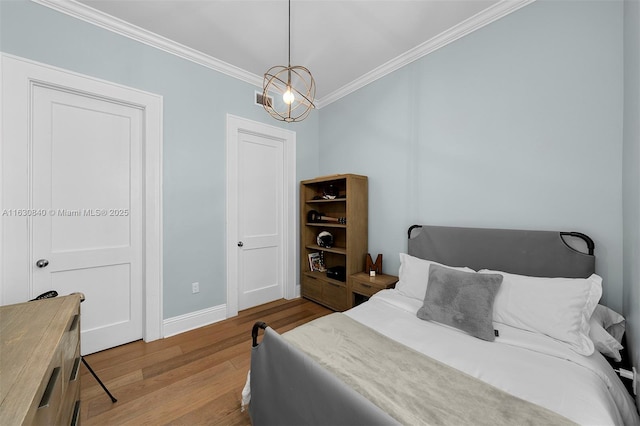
[237,241,244,247]
[36,259,49,268]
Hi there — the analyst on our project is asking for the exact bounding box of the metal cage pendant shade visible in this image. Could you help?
[262,0,316,122]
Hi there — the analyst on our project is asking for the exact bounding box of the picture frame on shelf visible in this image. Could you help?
[308,252,326,272]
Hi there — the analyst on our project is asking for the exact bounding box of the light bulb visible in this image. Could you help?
[283,87,295,105]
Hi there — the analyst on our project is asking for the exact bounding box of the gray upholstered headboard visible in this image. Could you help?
[408,225,595,278]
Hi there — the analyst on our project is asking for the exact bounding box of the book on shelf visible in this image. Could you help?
[308,252,326,272]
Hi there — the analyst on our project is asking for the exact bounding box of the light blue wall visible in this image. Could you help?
[0,0,320,319]
[319,0,626,312]
[623,0,640,407]
[1,0,634,339]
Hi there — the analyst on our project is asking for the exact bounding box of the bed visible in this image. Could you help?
[246,225,640,425]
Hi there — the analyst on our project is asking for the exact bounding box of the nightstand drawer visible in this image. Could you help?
[351,280,379,297]
[348,272,398,308]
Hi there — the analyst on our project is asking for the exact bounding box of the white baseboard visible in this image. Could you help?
[163,304,227,338]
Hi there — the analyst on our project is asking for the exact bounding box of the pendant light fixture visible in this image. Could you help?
[262,0,316,122]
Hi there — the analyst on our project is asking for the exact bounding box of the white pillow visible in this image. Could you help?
[589,319,623,361]
[591,304,625,343]
[395,253,474,300]
[479,269,602,356]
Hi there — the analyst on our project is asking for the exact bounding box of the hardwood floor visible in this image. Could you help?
[80,298,332,425]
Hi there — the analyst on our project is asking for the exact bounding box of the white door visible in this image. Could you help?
[226,115,297,316]
[1,55,163,354]
[31,85,143,354]
[237,132,284,309]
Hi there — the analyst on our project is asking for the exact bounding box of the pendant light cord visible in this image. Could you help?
[288,0,291,67]
[287,0,292,90]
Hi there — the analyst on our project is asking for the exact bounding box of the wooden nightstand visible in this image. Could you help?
[348,272,398,308]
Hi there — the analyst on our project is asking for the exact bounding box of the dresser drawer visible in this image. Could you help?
[59,347,81,426]
[63,312,80,381]
[65,312,80,358]
[32,355,64,426]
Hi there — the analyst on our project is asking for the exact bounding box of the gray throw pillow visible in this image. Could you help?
[417,264,503,341]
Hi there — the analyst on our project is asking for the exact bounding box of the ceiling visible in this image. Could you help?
[41,0,533,106]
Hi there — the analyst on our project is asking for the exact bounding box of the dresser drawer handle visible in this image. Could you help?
[70,356,81,381]
[328,282,340,288]
[71,400,81,426]
[69,314,79,332]
[39,367,60,408]
[359,283,372,288]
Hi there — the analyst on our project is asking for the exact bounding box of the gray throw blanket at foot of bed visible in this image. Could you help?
[281,313,576,426]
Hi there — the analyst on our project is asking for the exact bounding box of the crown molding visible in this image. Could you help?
[30,0,264,88]
[32,0,534,110]
[316,0,536,109]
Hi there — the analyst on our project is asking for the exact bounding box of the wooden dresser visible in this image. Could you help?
[0,294,82,425]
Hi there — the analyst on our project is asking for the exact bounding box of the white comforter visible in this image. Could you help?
[344,289,640,426]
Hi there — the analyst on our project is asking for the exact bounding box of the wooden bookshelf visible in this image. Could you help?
[300,174,368,311]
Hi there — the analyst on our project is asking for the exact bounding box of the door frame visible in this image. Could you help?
[226,114,297,317]
[0,53,164,343]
